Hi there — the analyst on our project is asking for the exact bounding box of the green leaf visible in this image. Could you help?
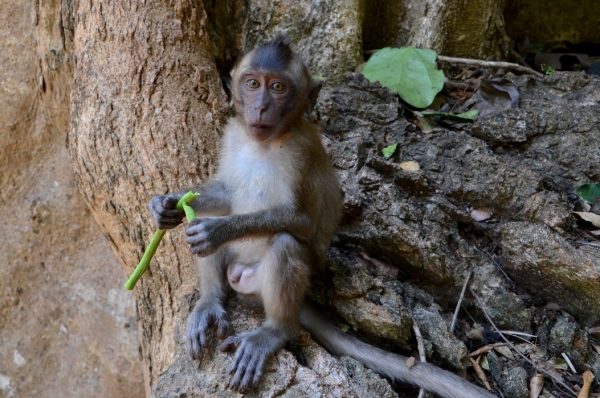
[421,109,479,121]
[362,47,444,108]
[382,143,398,159]
[575,183,600,204]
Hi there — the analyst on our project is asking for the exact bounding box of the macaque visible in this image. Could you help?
[150,34,495,398]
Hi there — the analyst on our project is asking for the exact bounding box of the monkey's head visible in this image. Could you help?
[231,34,322,142]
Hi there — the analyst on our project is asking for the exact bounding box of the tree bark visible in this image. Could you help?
[0,0,144,396]
[68,0,228,393]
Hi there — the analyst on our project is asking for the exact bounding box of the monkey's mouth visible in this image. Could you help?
[250,123,272,130]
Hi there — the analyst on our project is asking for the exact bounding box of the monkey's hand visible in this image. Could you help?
[187,300,229,360]
[185,216,228,256]
[149,194,184,230]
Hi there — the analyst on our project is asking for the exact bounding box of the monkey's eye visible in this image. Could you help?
[246,79,260,89]
[270,82,286,92]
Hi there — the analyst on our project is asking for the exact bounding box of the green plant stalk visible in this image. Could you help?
[125,191,199,290]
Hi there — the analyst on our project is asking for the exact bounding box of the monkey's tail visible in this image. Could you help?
[299,303,496,398]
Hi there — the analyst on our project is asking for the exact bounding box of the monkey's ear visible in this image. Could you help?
[307,80,322,114]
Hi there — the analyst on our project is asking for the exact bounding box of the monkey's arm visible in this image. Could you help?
[149,180,232,230]
[185,205,311,256]
[187,180,232,216]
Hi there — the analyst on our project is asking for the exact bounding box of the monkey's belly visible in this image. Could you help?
[226,240,268,295]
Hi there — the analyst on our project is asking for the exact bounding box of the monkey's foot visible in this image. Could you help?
[219,326,287,392]
[186,301,229,360]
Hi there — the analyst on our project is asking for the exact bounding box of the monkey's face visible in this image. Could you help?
[236,72,304,142]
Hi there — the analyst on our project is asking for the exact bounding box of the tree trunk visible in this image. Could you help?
[0,0,143,397]
[68,0,228,393]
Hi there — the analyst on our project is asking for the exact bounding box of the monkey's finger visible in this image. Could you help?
[185,230,209,245]
[251,362,263,388]
[219,336,242,353]
[162,195,180,209]
[229,345,246,376]
[187,333,203,360]
[216,318,230,339]
[238,356,259,391]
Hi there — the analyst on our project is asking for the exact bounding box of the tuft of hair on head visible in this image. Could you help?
[264,32,290,49]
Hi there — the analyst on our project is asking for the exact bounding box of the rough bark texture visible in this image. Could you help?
[5,0,600,397]
[68,0,229,394]
[0,1,143,397]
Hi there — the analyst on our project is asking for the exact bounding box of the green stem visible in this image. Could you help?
[125,191,199,290]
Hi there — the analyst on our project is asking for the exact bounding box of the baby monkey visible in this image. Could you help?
[150,35,495,398]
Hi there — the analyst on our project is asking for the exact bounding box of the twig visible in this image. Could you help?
[498,331,537,339]
[450,265,474,333]
[483,250,513,282]
[470,343,509,357]
[437,55,544,77]
[578,241,600,249]
[562,353,577,373]
[413,319,426,398]
[470,288,578,397]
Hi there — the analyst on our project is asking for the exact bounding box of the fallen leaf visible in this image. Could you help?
[479,355,489,371]
[471,209,492,221]
[414,111,442,133]
[495,345,516,360]
[592,344,600,354]
[472,78,519,118]
[589,230,600,236]
[575,183,600,204]
[515,343,534,355]
[421,109,479,121]
[406,357,416,368]
[466,327,484,341]
[530,374,544,398]
[551,357,569,370]
[470,357,492,390]
[359,252,400,277]
[400,161,420,171]
[530,346,546,361]
[588,327,600,339]
[382,143,398,159]
[572,212,600,228]
[362,47,444,108]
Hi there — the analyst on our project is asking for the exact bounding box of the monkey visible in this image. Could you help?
[149,34,496,398]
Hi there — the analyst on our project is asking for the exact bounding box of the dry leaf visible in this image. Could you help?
[515,343,534,355]
[590,230,600,236]
[470,357,492,390]
[400,161,420,171]
[530,374,544,398]
[479,355,489,371]
[466,327,484,341]
[406,357,416,368]
[551,358,569,370]
[530,346,546,361]
[471,209,492,221]
[359,252,400,277]
[572,212,600,228]
[495,345,516,360]
[592,344,600,354]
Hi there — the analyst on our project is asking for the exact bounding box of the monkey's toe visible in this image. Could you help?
[186,302,229,360]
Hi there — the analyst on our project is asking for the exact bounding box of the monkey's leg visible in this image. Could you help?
[186,248,232,360]
[220,233,311,392]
